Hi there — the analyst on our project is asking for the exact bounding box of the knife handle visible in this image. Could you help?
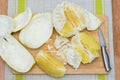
[101,46,112,72]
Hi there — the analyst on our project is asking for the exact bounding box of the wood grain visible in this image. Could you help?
[12,15,108,75]
[0,0,8,80]
[112,0,120,80]
[0,0,8,15]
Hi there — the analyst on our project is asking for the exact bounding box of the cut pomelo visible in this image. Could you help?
[53,2,101,37]
[71,32,100,64]
[80,32,100,57]
[35,50,66,77]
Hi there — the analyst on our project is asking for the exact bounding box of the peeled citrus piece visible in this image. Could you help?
[53,2,101,37]
[65,2,101,30]
[64,4,85,30]
[19,13,53,48]
[80,32,100,57]
[35,50,66,77]
[0,35,35,73]
[13,8,32,32]
[71,36,92,64]
[75,45,91,64]
[54,36,82,69]
[53,3,75,37]
[0,15,13,37]
[59,21,74,35]
[71,32,100,64]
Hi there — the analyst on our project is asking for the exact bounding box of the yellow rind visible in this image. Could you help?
[13,8,32,32]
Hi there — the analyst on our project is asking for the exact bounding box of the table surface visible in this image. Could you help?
[112,0,120,80]
[0,0,119,80]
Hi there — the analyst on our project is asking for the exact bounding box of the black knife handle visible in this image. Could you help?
[101,46,112,72]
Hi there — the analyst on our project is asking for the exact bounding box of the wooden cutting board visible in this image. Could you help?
[11,15,108,74]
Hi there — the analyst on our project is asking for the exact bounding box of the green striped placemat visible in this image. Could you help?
[6,0,114,80]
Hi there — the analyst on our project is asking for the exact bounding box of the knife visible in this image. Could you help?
[98,28,112,72]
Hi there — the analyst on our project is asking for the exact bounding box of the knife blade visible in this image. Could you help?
[98,28,112,72]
